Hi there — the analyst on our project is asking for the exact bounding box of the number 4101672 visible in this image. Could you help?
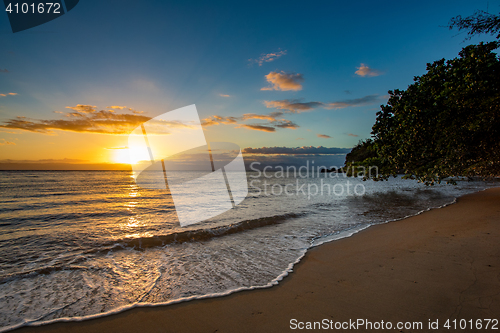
[5,2,62,14]
[443,319,498,330]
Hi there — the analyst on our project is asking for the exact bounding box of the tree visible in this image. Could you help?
[344,139,377,164]
[448,10,500,40]
[366,42,500,185]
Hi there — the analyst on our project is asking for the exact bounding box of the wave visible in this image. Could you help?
[109,212,306,249]
[0,212,306,284]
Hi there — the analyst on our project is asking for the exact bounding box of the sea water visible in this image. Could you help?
[0,170,497,331]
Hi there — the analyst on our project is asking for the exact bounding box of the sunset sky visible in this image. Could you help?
[0,0,497,168]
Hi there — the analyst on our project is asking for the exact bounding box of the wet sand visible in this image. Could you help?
[12,187,500,333]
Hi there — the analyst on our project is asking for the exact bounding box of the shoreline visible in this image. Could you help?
[10,187,500,333]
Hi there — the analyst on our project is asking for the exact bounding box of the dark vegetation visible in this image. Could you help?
[344,11,500,184]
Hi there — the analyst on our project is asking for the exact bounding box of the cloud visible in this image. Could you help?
[0,105,152,135]
[355,64,383,77]
[0,93,17,97]
[264,99,323,113]
[239,124,276,132]
[0,139,15,146]
[249,50,287,66]
[219,94,230,98]
[241,112,283,121]
[130,108,144,114]
[202,111,298,132]
[261,71,303,91]
[347,133,359,137]
[243,146,351,155]
[0,160,132,170]
[0,158,87,163]
[264,95,380,112]
[107,106,127,110]
[65,104,96,113]
[296,137,305,140]
[274,120,298,129]
[326,94,380,109]
[0,69,8,73]
[317,134,332,139]
[201,115,238,126]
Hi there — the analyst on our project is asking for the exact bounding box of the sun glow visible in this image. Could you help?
[113,148,131,164]
[113,146,152,164]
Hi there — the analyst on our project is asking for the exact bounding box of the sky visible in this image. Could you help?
[0,0,498,169]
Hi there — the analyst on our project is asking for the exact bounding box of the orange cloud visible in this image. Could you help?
[317,134,332,139]
[249,50,287,66]
[219,94,230,98]
[0,139,15,146]
[355,64,383,77]
[241,113,282,121]
[347,133,359,137]
[1,105,151,134]
[0,92,17,97]
[201,115,238,126]
[129,108,144,114]
[107,106,127,109]
[261,71,303,91]
[239,124,276,132]
[65,104,96,113]
[0,158,86,163]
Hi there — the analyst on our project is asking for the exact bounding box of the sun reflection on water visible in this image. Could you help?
[118,184,150,239]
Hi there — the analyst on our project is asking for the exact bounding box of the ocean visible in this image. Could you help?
[0,170,497,331]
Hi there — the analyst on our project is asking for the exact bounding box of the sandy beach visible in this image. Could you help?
[11,187,500,333]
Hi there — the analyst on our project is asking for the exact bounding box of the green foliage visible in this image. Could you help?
[368,42,500,185]
[343,139,394,180]
[344,139,377,163]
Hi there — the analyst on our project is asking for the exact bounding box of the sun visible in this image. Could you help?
[113,148,131,164]
[113,146,152,164]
